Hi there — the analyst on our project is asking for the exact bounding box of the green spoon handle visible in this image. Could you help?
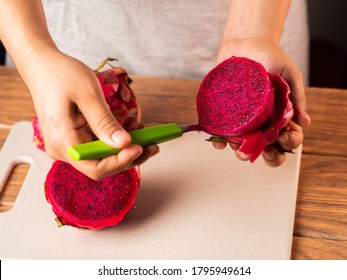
[67,123,183,160]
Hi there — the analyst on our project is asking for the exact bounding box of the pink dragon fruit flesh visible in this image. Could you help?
[196,56,293,162]
[32,58,142,229]
[45,161,140,230]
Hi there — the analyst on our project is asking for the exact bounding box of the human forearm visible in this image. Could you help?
[0,0,57,80]
[222,0,291,43]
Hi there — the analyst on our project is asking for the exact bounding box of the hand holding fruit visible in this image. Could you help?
[30,53,158,179]
[214,38,310,167]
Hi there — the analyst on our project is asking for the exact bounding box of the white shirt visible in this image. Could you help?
[8,0,309,84]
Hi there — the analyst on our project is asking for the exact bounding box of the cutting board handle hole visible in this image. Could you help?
[0,162,30,212]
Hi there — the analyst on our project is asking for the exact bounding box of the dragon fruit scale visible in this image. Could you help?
[95,58,141,124]
[32,58,141,229]
[196,56,293,162]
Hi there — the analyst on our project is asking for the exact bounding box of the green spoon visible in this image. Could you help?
[67,123,198,161]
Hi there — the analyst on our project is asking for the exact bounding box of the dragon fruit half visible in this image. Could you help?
[45,161,140,229]
[196,56,293,162]
[33,58,141,229]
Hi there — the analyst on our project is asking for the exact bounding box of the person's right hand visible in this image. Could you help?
[26,51,159,179]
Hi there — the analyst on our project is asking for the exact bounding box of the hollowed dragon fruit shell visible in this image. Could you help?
[197,56,293,162]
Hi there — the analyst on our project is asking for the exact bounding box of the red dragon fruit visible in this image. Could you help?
[45,161,140,230]
[32,58,141,229]
[196,56,293,162]
[95,58,141,124]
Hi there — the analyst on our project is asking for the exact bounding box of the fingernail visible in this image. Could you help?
[134,146,144,159]
[111,130,129,146]
[150,146,160,157]
[264,150,275,161]
[278,133,289,144]
[239,152,249,160]
[302,109,309,118]
[301,110,311,126]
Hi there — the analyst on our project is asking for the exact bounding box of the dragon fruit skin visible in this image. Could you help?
[32,116,45,151]
[95,64,141,124]
[45,161,140,230]
[197,56,293,162]
[32,59,142,229]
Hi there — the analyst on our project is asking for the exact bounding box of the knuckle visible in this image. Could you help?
[89,172,104,181]
[44,146,56,159]
[42,136,62,160]
[94,157,132,180]
[114,160,132,173]
[95,114,117,133]
[289,132,304,149]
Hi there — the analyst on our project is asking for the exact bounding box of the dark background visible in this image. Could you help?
[308,0,347,88]
[0,42,4,65]
[1,0,347,88]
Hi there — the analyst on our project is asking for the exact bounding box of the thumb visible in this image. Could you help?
[78,93,131,149]
[92,112,131,149]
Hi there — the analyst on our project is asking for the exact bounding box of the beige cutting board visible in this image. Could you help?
[0,122,301,259]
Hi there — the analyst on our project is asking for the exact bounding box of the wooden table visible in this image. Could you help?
[0,66,346,259]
